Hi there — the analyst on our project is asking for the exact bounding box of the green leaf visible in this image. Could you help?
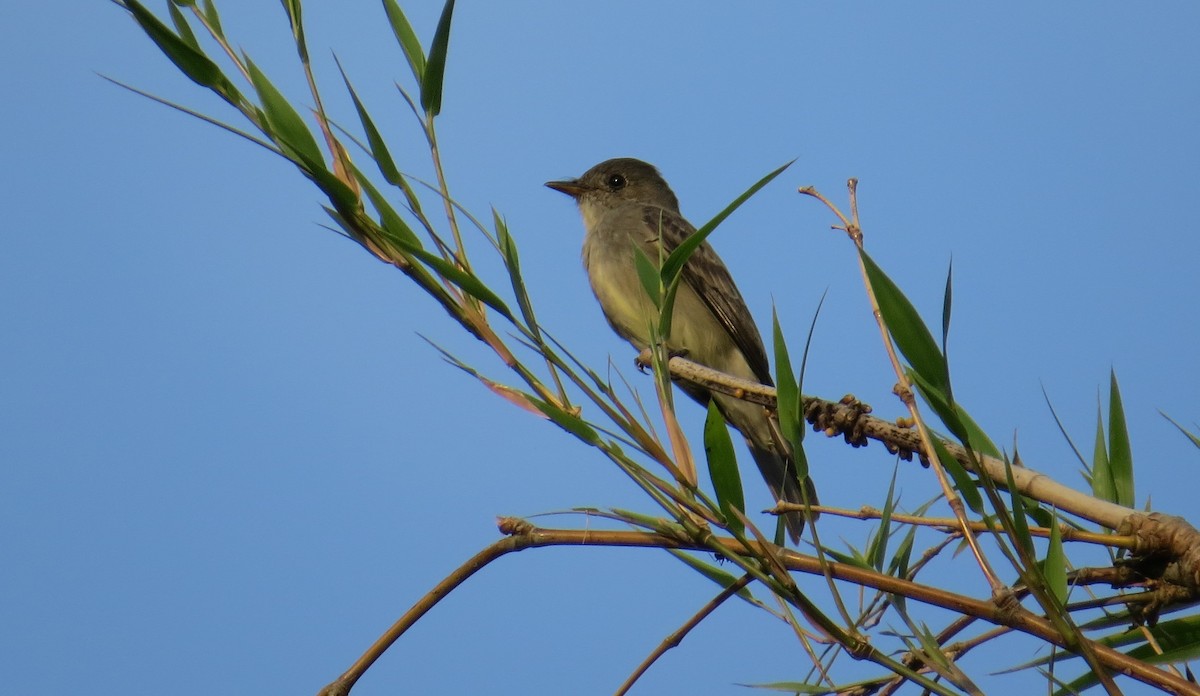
[1120,616,1200,663]
[1043,385,1091,470]
[421,0,456,115]
[496,211,540,336]
[1091,400,1115,503]
[704,399,745,535]
[909,369,1000,457]
[796,290,826,405]
[124,0,230,92]
[740,680,830,694]
[101,76,271,154]
[167,2,200,51]
[1107,370,1134,508]
[244,57,324,168]
[907,368,964,439]
[1005,455,1034,559]
[1161,411,1200,450]
[535,397,601,446]
[869,465,899,572]
[820,546,874,570]
[771,308,801,450]
[200,0,224,39]
[941,257,953,362]
[659,160,793,287]
[912,622,954,671]
[306,159,362,218]
[382,0,427,85]
[338,60,403,186]
[632,246,663,311]
[949,404,1000,458]
[932,437,983,514]
[665,551,759,603]
[399,239,514,321]
[1021,497,1054,528]
[354,169,422,247]
[860,250,950,397]
[1045,509,1068,604]
[279,0,305,61]
[887,507,922,582]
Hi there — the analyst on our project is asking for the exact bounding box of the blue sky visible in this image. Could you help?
[4,2,1200,694]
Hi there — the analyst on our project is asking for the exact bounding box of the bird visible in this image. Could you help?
[546,157,816,541]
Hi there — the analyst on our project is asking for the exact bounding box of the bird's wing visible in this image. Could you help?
[640,205,774,386]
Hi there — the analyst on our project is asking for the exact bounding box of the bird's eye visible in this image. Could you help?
[606,173,627,190]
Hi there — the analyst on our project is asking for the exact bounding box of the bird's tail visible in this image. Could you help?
[715,393,818,544]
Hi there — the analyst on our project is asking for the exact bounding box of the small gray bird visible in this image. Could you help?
[546,158,816,541]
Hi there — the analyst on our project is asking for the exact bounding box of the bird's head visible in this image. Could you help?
[546,158,680,213]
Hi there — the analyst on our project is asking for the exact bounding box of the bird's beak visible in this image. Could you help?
[545,178,586,199]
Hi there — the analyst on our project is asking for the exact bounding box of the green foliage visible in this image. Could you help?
[1107,371,1135,508]
[1088,372,1135,508]
[658,160,793,289]
[703,399,745,535]
[860,249,949,398]
[421,0,456,115]
[771,308,803,457]
[115,1,1192,693]
[1162,412,1200,450]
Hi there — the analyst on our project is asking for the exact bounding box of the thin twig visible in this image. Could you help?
[614,574,754,696]
[772,504,1136,550]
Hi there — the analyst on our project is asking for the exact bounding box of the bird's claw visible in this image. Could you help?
[634,347,689,373]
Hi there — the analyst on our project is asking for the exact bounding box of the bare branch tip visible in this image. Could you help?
[497,516,534,536]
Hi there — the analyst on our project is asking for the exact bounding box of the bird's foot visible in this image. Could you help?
[635,347,689,373]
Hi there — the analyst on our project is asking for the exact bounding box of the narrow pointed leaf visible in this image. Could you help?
[306,158,362,216]
[932,437,983,514]
[1005,456,1034,558]
[771,308,801,449]
[355,168,422,247]
[657,273,682,341]
[421,0,456,115]
[1045,510,1068,604]
[1091,401,1115,502]
[949,403,1000,458]
[632,246,663,310]
[659,160,793,286]
[400,242,514,321]
[870,465,899,572]
[941,257,953,365]
[200,0,225,39]
[102,76,271,154]
[1043,386,1091,469]
[279,0,306,61]
[704,399,745,535]
[244,57,324,167]
[535,397,601,445]
[338,62,403,185]
[382,0,427,85]
[1107,370,1134,507]
[496,212,539,335]
[860,250,950,396]
[643,211,680,339]
[167,2,201,50]
[666,551,759,603]
[796,290,826,402]
[1161,412,1200,450]
[910,369,999,457]
[908,369,966,443]
[125,0,230,92]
